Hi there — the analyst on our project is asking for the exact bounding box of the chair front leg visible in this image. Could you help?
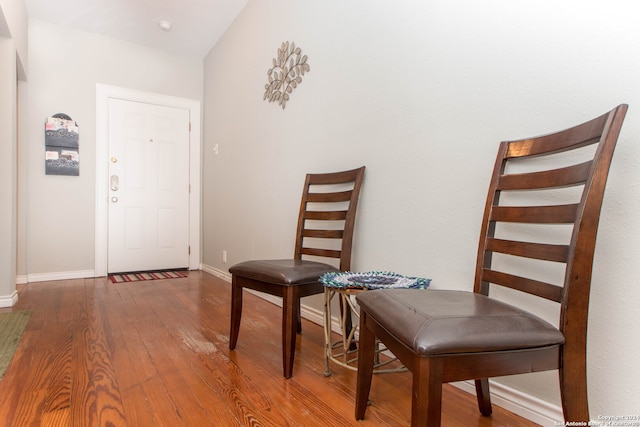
[282,287,298,379]
[229,275,243,350]
[355,310,376,420]
[412,357,444,427]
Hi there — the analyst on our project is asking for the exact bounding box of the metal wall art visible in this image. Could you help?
[263,41,310,109]
[45,113,79,176]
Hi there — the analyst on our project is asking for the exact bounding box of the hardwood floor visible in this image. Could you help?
[0,271,539,426]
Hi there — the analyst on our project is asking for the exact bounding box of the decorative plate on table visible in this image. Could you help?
[320,271,431,290]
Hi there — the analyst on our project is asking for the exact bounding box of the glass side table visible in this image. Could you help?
[320,271,430,377]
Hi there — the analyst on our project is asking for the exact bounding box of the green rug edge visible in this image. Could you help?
[0,310,31,379]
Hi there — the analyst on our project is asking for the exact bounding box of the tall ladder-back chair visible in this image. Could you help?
[229,166,365,378]
[355,105,627,426]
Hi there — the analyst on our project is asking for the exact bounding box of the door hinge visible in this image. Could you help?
[189,122,191,132]
[188,246,191,255]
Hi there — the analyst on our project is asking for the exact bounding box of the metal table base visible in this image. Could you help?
[323,287,406,376]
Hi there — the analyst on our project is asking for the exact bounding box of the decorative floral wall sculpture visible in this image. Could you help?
[263,41,310,109]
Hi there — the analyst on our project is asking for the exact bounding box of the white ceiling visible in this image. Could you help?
[24,0,250,58]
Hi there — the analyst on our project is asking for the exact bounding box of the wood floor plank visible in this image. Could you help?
[0,272,541,426]
[71,280,126,426]
[118,383,159,427]
[107,278,242,426]
[143,284,284,426]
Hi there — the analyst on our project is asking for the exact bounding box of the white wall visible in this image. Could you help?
[0,0,26,307]
[0,37,17,306]
[0,0,27,77]
[22,20,203,278]
[202,0,640,422]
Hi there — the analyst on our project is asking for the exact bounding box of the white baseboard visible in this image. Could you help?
[202,264,564,426]
[26,269,96,283]
[452,380,562,427]
[16,275,28,285]
[201,264,231,282]
[0,290,18,307]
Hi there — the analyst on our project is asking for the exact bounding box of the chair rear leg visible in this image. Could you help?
[229,276,243,350]
[559,353,589,422]
[296,299,302,333]
[355,311,376,420]
[475,378,492,416]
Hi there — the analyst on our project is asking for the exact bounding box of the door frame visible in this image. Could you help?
[95,84,201,276]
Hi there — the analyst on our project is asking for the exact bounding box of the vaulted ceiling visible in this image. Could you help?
[24,0,249,58]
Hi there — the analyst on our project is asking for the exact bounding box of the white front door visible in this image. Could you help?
[107,98,190,273]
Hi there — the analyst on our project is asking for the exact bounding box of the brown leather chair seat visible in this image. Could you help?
[356,289,565,356]
[230,260,338,286]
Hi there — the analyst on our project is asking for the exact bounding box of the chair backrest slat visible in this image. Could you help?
[304,210,348,221]
[294,166,365,271]
[485,238,569,263]
[498,162,593,190]
[300,247,342,259]
[490,204,579,223]
[306,190,354,203]
[505,115,608,158]
[481,269,564,302]
[474,105,628,344]
[302,229,344,239]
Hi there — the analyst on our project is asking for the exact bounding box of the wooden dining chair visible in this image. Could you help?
[355,105,627,426]
[229,166,365,378]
